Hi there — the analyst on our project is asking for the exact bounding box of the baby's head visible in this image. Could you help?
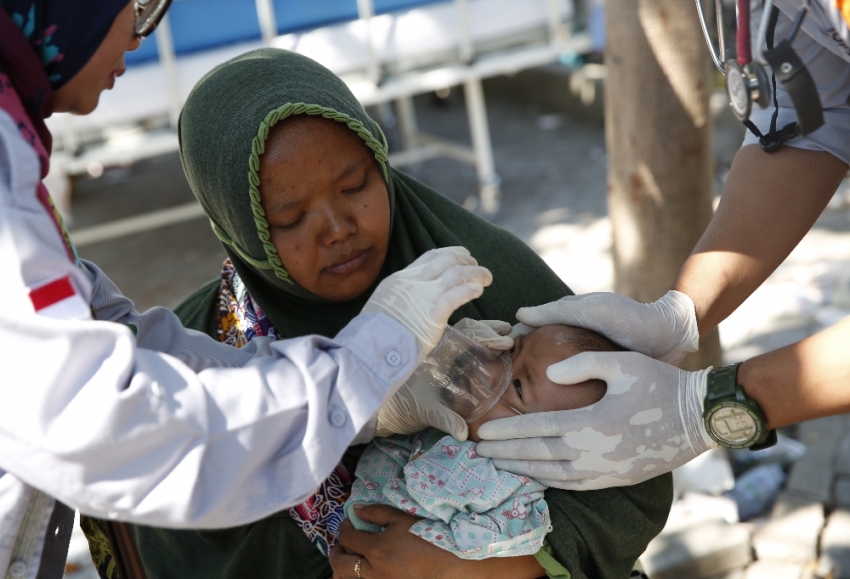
[467,325,622,441]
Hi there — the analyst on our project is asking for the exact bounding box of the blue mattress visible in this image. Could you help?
[127,0,448,65]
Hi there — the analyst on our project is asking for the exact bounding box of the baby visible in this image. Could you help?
[344,324,621,560]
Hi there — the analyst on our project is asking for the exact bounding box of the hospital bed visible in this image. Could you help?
[49,0,591,242]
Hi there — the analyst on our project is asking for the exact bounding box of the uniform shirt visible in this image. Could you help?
[0,108,422,579]
[743,0,850,164]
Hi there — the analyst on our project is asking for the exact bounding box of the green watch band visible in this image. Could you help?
[703,363,776,450]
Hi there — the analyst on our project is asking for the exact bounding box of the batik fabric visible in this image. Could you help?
[215,257,351,557]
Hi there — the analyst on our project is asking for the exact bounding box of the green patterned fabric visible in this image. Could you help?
[131,48,671,579]
[79,517,117,579]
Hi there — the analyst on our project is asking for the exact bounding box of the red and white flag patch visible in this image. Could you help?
[29,275,91,320]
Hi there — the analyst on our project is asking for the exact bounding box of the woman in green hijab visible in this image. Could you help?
[129,48,671,579]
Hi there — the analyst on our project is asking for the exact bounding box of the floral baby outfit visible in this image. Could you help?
[345,430,551,560]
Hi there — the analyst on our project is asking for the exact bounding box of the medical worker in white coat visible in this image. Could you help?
[0,1,492,577]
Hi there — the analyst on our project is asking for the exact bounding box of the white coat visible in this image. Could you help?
[0,109,422,579]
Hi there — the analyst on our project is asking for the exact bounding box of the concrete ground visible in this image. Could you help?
[63,66,850,577]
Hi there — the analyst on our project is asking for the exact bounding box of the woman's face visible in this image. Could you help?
[54,1,141,115]
[258,116,391,301]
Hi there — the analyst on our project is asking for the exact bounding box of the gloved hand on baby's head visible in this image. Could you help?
[465,323,622,441]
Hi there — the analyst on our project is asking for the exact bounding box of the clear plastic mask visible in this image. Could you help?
[405,325,516,423]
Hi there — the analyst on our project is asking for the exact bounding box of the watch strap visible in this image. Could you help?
[750,429,778,451]
[706,363,740,403]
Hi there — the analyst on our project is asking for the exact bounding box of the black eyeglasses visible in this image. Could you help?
[134,0,173,38]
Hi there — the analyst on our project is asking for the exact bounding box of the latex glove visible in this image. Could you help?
[453,318,514,352]
[375,376,468,441]
[362,247,493,356]
[507,322,535,340]
[475,351,718,490]
[516,289,700,365]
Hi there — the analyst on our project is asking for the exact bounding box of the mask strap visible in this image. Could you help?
[496,398,523,416]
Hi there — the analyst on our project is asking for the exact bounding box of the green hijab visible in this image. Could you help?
[133,48,671,579]
[177,47,570,338]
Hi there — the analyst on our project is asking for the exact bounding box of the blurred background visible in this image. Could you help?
[53,0,850,577]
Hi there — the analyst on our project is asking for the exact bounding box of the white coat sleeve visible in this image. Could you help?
[82,259,270,372]
[0,110,423,529]
[743,4,850,165]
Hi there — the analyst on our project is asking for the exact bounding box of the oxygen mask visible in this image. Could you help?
[405,325,519,423]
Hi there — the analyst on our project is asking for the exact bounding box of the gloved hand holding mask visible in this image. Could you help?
[363,247,493,440]
[362,247,492,355]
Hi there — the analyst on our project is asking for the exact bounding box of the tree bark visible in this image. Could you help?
[604,0,722,370]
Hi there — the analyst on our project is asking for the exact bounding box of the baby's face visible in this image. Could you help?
[467,325,607,442]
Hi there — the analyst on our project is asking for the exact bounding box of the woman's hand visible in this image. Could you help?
[328,505,544,579]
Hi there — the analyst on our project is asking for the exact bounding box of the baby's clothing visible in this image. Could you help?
[345,429,551,560]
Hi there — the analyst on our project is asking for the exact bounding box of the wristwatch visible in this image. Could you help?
[703,363,777,450]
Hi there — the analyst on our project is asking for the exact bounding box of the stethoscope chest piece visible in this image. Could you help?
[725,60,772,121]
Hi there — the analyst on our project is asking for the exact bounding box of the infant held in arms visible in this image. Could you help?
[344,322,621,560]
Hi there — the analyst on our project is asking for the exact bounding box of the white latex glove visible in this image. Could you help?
[375,379,468,440]
[507,322,535,340]
[453,318,514,352]
[362,246,493,355]
[475,351,719,490]
[516,290,700,365]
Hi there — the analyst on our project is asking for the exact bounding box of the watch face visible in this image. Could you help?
[709,406,757,445]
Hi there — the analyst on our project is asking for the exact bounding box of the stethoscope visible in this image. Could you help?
[695,0,824,145]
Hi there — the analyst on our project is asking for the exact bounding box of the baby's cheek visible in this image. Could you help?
[541,378,607,412]
[467,401,521,442]
[581,379,607,406]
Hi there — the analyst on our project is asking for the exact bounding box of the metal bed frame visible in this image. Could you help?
[54,0,590,245]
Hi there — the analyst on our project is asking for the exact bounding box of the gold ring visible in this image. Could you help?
[354,558,362,578]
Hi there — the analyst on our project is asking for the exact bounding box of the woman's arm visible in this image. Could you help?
[333,474,671,579]
[676,145,847,336]
[330,505,544,579]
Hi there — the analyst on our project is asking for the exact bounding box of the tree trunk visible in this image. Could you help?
[604,0,722,370]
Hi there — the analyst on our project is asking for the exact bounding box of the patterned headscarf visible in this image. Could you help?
[0,0,128,264]
[0,0,129,150]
